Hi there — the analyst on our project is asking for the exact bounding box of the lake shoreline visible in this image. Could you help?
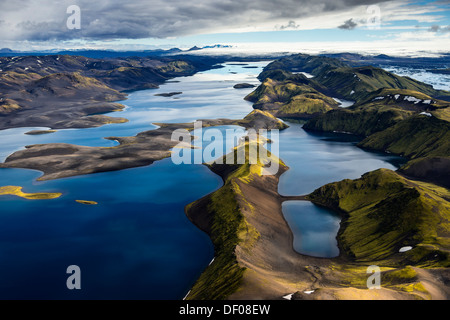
[185,150,450,300]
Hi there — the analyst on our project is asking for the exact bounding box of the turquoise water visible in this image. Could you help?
[0,62,265,299]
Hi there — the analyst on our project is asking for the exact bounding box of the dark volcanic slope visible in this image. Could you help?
[0,125,189,180]
[259,53,348,80]
[0,55,203,130]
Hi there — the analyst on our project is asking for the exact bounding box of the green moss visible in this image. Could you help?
[390,282,430,299]
[278,94,335,115]
[245,77,338,118]
[99,116,129,124]
[308,169,450,267]
[157,60,195,74]
[315,66,448,102]
[0,186,62,200]
[187,179,247,300]
[186,142,285,300]
[260,54,347,80]
[304,106,410,137]
[302,87,448,137]
[337,265,382,288]
[75,200,98,205]
[359,115,450,159]
[238,109,289,130]
[0,99,21,113]
[383,266,417,285]
[432,107,450,122]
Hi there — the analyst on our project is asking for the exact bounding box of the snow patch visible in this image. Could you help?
[394,94,400,100]
[282,293,294,300]
[404,96,421,104]
[419,112,432,117]
[333,97,355,108]
[304,290,315,294]
[399,246,413,253]
[373,96,384,101]
[183,290,191,300]
[299,72,314,78]
[350,90,355,95]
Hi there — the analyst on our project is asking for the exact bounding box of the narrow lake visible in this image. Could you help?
[277,123,405,258]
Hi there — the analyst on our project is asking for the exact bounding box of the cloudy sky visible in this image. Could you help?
[0,0,449,55]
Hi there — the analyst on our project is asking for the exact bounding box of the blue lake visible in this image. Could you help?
[276,122,405,258]
[277,123,405,196]
[282,201,341,258]
[0,61,409,297]
[0,62,264,299]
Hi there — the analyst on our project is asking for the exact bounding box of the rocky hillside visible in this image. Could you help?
[314,65,448,102]
[250,53,450,200]
[0,55,204,129]
[259,53,347,80]
[303,89,450,136]
[358,115,450,159]
[246,54,450,121]
[245,72,339,119]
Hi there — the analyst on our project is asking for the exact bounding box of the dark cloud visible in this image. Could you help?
[429,24,450,33]
[277,20,300,30]
[0,0,391,41]
[429,25,440,32]
[338,18,358,30]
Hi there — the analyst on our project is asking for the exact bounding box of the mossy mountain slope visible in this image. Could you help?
[259,53,348,80]
[358,115,450,159]
[314,66,449,102]
[25,72,125,101]
[308,168,450,267]
[185,141,287,300]
[303,88,450,136]
[248,54,450,121]
[239,109,289,130]
[245,76,339,119]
